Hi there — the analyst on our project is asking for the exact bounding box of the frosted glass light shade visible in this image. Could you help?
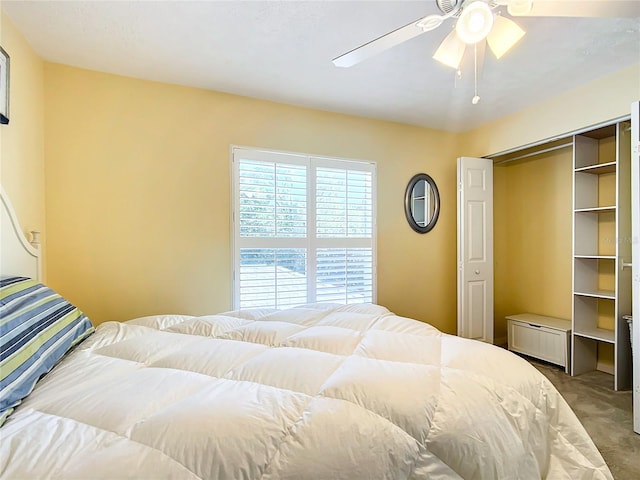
[433,29,467,69]
[487,15,525,59]
[456,1,494,44]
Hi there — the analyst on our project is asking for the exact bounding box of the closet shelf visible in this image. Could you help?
[573,289,616,300]
[574,206,616,213]
[574,252,616,258]
[574,289,616,300]
[573,290,616,300]
[574,161,617,175]
[574,327,615,344]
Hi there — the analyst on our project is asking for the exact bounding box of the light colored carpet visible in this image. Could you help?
[530,359,639,480]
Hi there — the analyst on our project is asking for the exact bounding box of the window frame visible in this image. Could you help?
[230,145,377,309]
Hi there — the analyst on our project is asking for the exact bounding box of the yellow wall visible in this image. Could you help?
[463,64,640,157]
[3,9,638,340]
[0,14,45,268]
[43,63,462,329]
[493,147,573,341]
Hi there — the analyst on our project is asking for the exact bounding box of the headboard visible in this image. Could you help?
[0,185,41,281]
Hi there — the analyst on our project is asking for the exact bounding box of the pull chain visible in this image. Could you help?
[472,43,480,105]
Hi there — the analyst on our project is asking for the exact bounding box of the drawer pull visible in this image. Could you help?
[528,323,542,328]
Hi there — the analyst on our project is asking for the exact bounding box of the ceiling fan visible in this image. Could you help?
[332,0,640,70]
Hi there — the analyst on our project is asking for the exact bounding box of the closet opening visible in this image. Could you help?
[485,117,632,391]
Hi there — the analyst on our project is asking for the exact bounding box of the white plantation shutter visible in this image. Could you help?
[238,248,308,309]
[238,159,307,238]
[316,248,373,303]
[232,147,376,309]
[316,167,373,237]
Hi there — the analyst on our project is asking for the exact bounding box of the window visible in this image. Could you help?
[232,147,376,309]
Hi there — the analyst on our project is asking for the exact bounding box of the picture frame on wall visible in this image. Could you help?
[0,46,9,125]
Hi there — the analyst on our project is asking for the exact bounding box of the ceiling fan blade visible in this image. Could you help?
[332,15,443,68]
[511,0,640,18]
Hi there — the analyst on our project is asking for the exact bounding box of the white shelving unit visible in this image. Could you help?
[571,122,633,390]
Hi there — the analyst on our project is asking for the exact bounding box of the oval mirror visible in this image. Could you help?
[404,173,440,234]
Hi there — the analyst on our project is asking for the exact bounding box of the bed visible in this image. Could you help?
[0,186,613,479]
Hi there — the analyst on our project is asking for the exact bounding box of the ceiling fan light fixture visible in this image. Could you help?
[486,15,525,59]
[433,29,467,69]
[455,1,494,44]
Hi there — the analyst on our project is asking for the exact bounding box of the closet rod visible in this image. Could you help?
[494,141,573,165]
[486,114,631,162]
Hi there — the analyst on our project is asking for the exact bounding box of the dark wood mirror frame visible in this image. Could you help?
[404,173,440,234]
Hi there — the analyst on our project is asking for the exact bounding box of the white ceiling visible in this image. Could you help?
[2,0,639,132]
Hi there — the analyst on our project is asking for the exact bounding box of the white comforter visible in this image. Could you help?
[0,303,611,479]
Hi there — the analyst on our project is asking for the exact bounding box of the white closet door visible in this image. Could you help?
[631,101,639,434]
[457,157,494,343]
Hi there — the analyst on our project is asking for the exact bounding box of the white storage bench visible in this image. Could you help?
[506,313,571,374]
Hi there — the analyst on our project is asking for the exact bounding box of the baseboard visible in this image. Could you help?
[494,336,507,348]
[596,361,615,375]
